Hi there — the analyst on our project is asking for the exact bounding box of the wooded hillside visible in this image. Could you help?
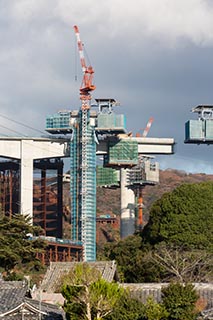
[96,169,213,223]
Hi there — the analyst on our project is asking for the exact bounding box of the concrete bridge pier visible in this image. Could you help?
[120,168,135,238]
[20,140,34,217]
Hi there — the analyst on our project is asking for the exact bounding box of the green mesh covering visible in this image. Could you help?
[185,120,204,140]
[206,120,213,139]
[96,166,119,187]
[185,119,213,142]
[105,139,138,166]
[97,113,126,131]
[46,112,71,130]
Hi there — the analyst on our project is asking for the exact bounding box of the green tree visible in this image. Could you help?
[61,263,100,320]
[161,283,199,320]
[102,182,213,283]
[104,235,151,282]
[61,263,126,320]
[143,297,168,320]
[90,278,125,319]
[103,235,166,283]
[0,213,46,277]
[62,285,86,320]
[142,182,213,250]
[105,293,145,320]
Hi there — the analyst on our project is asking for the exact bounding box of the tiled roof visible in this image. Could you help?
[25,298,64,319]
[41,260,118,293]
[0,279,28,314]
[201,308,213,319]
[121,283,213,310]
[0,278,65,319]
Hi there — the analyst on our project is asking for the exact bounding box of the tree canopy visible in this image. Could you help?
[161,283,199,320]
[142,182,213,250]
[61,263,126,320]
[104,235,146,282]
[102,182,213,283]
[0,213,46,277]
[61,266,201,320]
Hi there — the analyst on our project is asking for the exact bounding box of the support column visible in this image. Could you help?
[20,140,33,219]
[120,168,135,238]
[57,164,63,238]
[9,170,13,218]
[41,169,47,233]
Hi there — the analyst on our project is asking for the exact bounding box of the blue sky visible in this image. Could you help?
[0,0,213,173]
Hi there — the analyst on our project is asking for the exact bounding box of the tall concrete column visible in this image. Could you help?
[20,140,34,219]
[120,168,135,238]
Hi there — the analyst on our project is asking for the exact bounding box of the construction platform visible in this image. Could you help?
[185,105,213,144]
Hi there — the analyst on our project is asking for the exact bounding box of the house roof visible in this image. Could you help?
[201,308,213,319]
[0,278,64,319]
[121,283,213,310]
[0,279,28,314]
[40,260,118,293]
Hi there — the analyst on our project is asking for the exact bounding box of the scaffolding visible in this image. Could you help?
[127,158,159,186]
[104,138,138,167]
[95,98,127,134]
[70,110,96,261]
[46,111,72,134]
[96,113,126,133]
[96,166,119,188]
[45,107,97,261]
[185,105,213,144]
[127,156,159,230]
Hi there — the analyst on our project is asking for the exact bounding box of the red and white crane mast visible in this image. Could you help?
[142,117,154,137]
[73,25,96,109]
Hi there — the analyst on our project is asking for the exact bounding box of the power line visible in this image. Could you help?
[0,132,9,137]
[0,112,49,135]
[0,124,28,137]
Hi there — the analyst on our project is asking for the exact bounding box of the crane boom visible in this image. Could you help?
[142,117,154,137]
[73,25,96,100]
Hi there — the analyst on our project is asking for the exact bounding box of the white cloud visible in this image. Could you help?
[3,0,213,47]
[101,0,213,47]
[0,0,213,173]
[9,0,54,22]
[54,0,109,25]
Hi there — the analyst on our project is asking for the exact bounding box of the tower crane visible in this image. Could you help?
[73,25,96,110]
[73,25,97,261]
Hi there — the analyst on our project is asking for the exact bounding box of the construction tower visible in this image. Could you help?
[72,25,97,261]
[45,26,97,261]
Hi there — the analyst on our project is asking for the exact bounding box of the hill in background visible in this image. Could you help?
[62,169,213,241]
[97,169,213,224]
